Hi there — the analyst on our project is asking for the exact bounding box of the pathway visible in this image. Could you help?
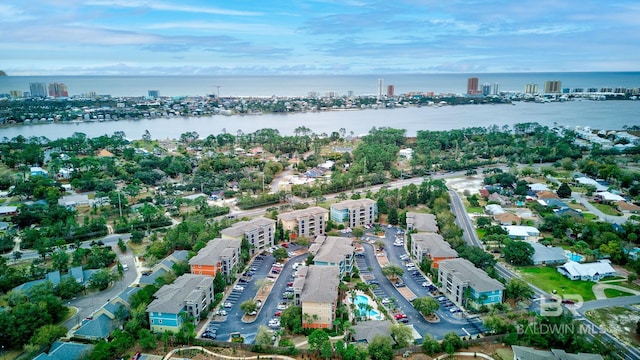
[434,352,495,360]
[592,282,640,300]
[162,346,298,360]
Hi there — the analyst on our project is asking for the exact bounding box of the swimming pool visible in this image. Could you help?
[354,294,383,320]
[565,251,583,262]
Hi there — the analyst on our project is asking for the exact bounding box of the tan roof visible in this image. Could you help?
[312,236,355,264]
[616,200,640,211]
[406,212,438,232]
[537,190,560,199]
[147,274,213,314]
[331,198,376,210]
[221,217,275,238]
[412,233,457,258]
[188,238,240,266]
[494,212,521,224]
[96,149,114,157]
[277,206,328,221]
[439,258,504,293]
[300,265,340,303]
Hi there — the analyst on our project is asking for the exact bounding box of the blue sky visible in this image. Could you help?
[1,0,639,75]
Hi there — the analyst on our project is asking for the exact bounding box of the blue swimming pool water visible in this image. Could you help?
[567,253,583,262]
[354,294,382,320]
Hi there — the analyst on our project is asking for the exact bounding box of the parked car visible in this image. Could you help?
[398,318,409,323]
[268,318,281,328]
[367,280,380,285]
[395,282,406,288]
[274,311,282,317]
[223,302,232,308]
[422,281,430,287]
[394,313,407,319]
[381,298,392,305]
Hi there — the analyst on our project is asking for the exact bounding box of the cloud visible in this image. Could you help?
[85,0,262,16]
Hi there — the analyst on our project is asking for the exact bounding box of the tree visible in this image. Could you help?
[273,247,289,262]
[557,182,572,198]
[88,268,114,291]
[214,271,226,293]
[352,226,364,238]
[368,335,394,360]
[138,328,157,351]
[308,329,330,352]
[421,334,441,355]
[28,324,68,347]
[381,263,404,280]
[412,296,440,317]
[440,332,463,353]
[240,299,258,315]
[280,305,302,333]
[255,325,274,346]
[503,240,534,266]
[390,324,414,348]
[388,207,398,225]
[321,339,334,360]
[505,278,534,302]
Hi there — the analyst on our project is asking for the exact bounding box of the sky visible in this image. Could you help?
[1,0,639,76]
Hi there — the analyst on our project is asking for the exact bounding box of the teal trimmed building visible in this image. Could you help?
[330,199,377,228]
[438,258,504,309]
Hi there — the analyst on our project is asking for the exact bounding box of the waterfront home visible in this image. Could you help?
[557,260,616,281]
[299,265,341,329]
[309,235,355,275]
[405,212,438,232]
[147,274,214,333]
[438,258,504,308]
[410,233,457,268]
[189,238,240,277]
[221,217,276,255]
[278,206,328,239]
[330,199,377,228]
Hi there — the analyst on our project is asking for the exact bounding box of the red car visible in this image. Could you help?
[287,282,294,287]
[274,311,282,317]
[394,313,407,320]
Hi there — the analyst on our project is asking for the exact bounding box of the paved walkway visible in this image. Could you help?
[434,352,495,360]
[592,282,640,300]
[162,346,298,360]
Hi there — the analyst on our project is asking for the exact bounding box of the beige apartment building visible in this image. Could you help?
[330,199,378,228]
[221,217,276,255]
[298,265,341,329]
[278,206,328,239]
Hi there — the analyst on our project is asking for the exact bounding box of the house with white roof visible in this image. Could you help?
[574,177,608,191]
[502,225,540,241]
[595,191,625,204]
[557,260,616,281]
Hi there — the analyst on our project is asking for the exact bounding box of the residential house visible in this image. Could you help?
[512,345,604,360]
[13,265,95,293]
[536,190,560,200]
[278,206,328,239]
[405,212,438,232]
[189,238,241,277]
[494,212,522,226]
[58,194,90,208]
[557,260,616,281]
[96,149,114,157]
[485,204,505,215]
[0,206,18,217]
[299,265,341,329]
[330,199,377,228]
[33,341,94,360]
[221,217,276,255]
[488,192,511,205]
[309,235,355,275]
[574,177,608,192]
[538,198,569,210]
[147,274,214,333]
[528,183,550,192]
[73,287,141,341]
[502,225,540,241]
[138,250,189,287]
[410,233,457,268]
[616,201,640,214]
[595,191,625,204]
[438,258,504,308]
[528,242,567,265]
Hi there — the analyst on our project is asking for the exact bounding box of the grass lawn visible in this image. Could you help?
[604,288,636,298]
[590,201,623,216]
[518,266,596,301]
[583,213,598,221]
[466,205,484,214]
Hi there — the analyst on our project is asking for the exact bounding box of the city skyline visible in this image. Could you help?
[1,1,639,76]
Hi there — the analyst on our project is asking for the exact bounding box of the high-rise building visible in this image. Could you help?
[9,90,23,98]
[148,90,160,98]
[467,77,479,95]
[48,83,68,97]
[482,83,492,96]
[492,83,500,95]
[386,85,395,97]
[525,83,538,94]
[377,78,384,100]
[29,82,47,97]
[544,80,562,94]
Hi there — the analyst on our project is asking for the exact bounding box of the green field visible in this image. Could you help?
[590,202,623,216]
[518,266,596,301]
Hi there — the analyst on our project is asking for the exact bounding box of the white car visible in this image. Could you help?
[422,281,431,287]
[393,242,403,246]
[405,263,414,267]
[233,285,244,291]
[268,319,281,328]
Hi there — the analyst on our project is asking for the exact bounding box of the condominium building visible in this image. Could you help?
[147,274,214,333]
[410,233,458,268]
[188,238,241,277]
[298,265,341,329]
[438,258,504,308]
[278,206,328,239]
[29,82,47,97]
[467,77,480,95]
[48,83,68,97]
[330,199,377,228]
[309,235,355,275]
[525,83,538,94]
[221,217,276,255]
[544,80,562,94]
[405,212,438,232]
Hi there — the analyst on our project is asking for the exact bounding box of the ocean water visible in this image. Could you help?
[1,72,640,98]
[0,72,639,140]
